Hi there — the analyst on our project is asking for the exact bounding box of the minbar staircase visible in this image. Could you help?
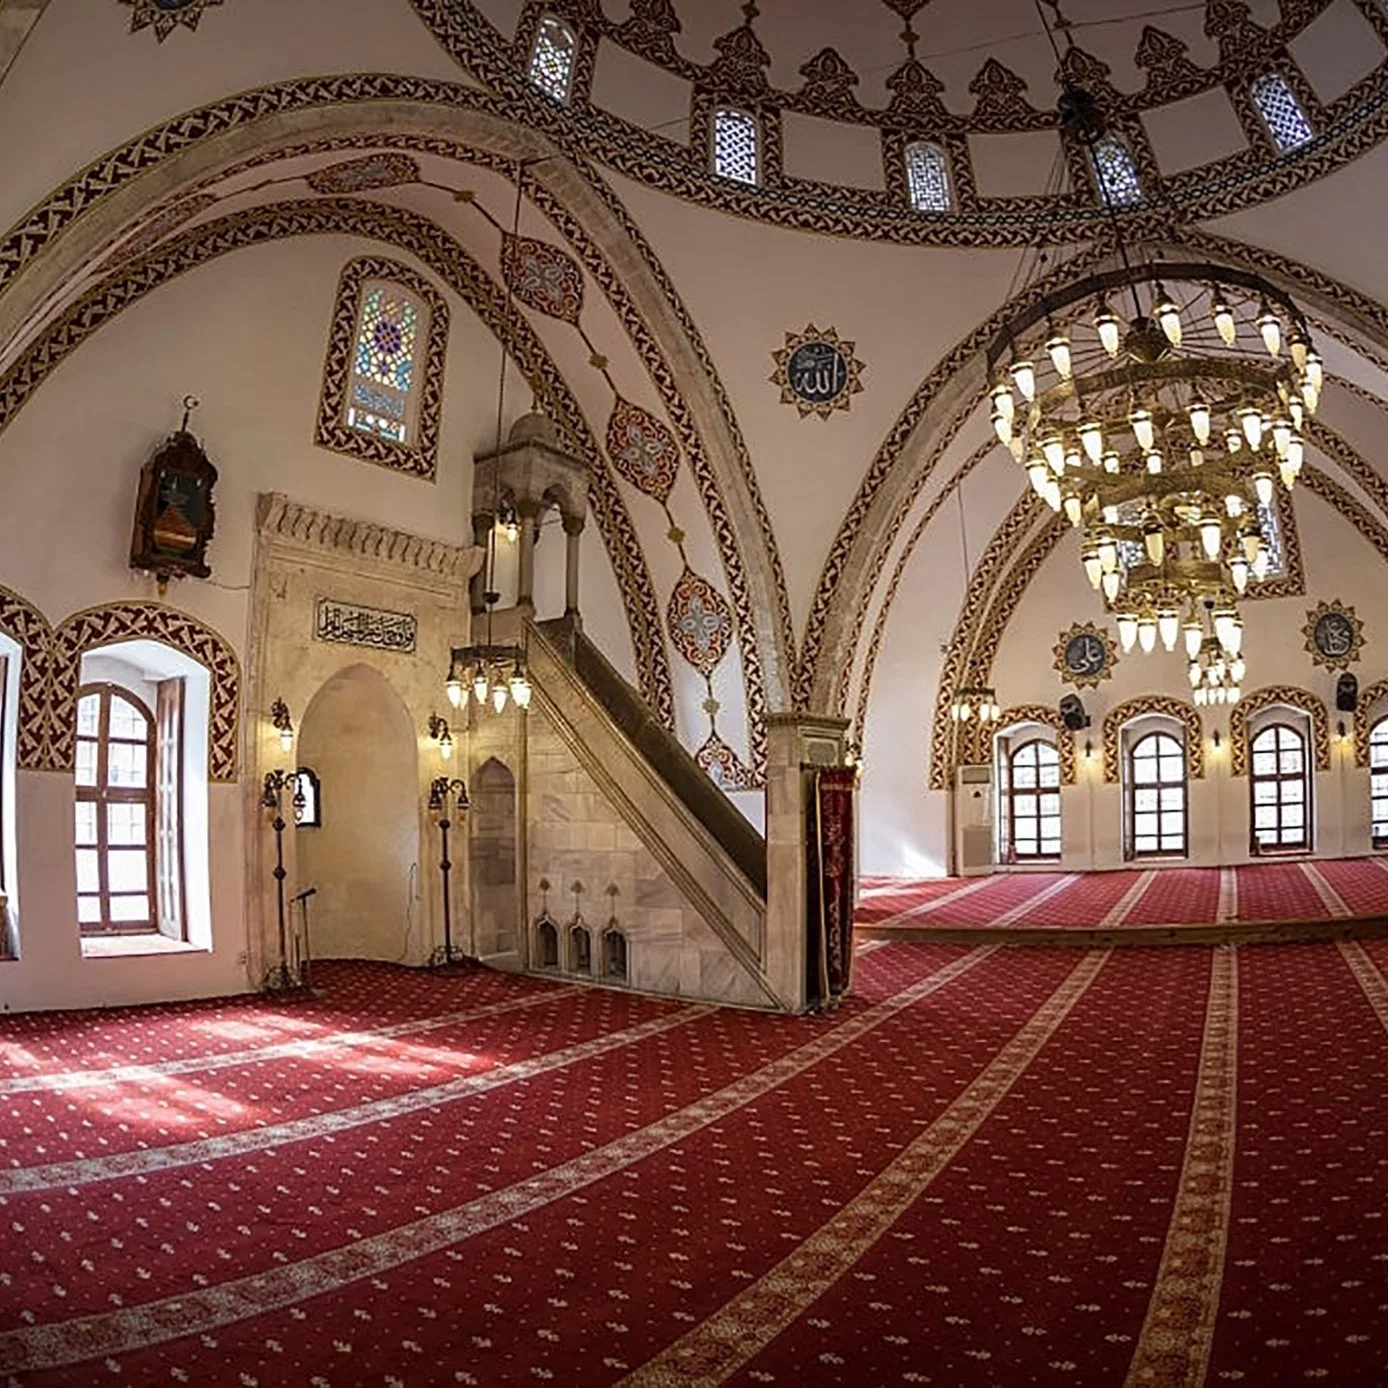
[530,617,781,1008]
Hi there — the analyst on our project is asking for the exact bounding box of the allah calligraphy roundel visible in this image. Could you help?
[770,324,865,420]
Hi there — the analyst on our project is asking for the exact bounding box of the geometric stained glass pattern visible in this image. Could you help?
[1252,72,1315,153]
[316,258,448,481]
[1090,133,1143,209]
[905,142,952,213]
[529,15,577,103]
[501,235,585,324]
[667,569,734,676]
[119,0,222,41]
[713,108,760,185]
[607,399,680,503]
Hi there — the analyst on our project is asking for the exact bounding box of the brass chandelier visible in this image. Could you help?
[985,89,1321,704]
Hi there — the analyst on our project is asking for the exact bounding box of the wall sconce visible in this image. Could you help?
[270,697,294,754]
[1337,719,1351,746]
[497,497,520,544]
[1211,729,1223,751]
[1083,738,1095,764]
[428,712,454,761]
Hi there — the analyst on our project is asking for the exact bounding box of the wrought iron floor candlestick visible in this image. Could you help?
[261,768,304,992]
[428,775,471,968]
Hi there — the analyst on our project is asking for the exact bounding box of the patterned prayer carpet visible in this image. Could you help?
[4,947,1388,1384]
[859,856,1388,933]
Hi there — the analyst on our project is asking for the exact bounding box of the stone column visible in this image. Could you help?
[516,502,541,615]
[763,712,850,1014]
[563,514,584,621]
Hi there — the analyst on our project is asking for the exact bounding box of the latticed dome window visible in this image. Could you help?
[528,15,577,103]
[347,282,425,445]
[1252,73,1314,152]
[1090,133,1142,209]
[713,108,760,185]
[905,142,952,213]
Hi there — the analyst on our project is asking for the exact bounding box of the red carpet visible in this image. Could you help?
[4,948,1388,1384]
[860,856,1388,932]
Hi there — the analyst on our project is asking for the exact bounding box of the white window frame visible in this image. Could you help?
[1090,133,1142,209]
[905,141,952,213]
[1248,711,1313,855]
[528,15,577,104]
[1122,718,1188,860]
[1372,714,1388,850]
[1251,72,1314,153]
[713,107,760,186]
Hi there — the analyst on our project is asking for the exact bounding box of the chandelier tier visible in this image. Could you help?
[986,258,1319,680]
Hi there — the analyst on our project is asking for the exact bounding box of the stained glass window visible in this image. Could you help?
[905,142,952,213]
[713,108,760,185]
[346,283,423,445]
[529,16,576,103]
[1090,134,1142,209]
[1252,73,1314,153]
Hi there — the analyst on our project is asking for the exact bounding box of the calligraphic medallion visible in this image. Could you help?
[1302,599,1364,671]
[770,324,865,420]
[315,598,418,654]
[120,0,223,41]
[1052,621,1118,690]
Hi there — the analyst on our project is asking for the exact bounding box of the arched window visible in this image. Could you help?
[1252,73,1314,152]
[1370,718,1388,848]
[317,258,448,480]
[76,684,157,933]
[1250,722,1310,853]
[1126,730,1187,859]
[905,142,952,212]
[1090,133,1142,209]
[347,281,425,445]
[528,15,577,103]
[1001,739,1062,861]
[713,108,760,185]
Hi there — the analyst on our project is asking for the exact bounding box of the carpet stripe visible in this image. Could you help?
[0,1004,713,1195]
[992,872,1078,925]
[871,875,995,927]
[1217,866,1238,923]
[617,948,1111,1387]
[0,988,569,1096]
[1339,939,1388,1031]
[0,947,999,1375]
[1101,869,1157,927]
[1124,946,1238,1388]
[1299,860,1352,918]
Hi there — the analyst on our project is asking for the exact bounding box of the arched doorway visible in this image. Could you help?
[296,664,419,962]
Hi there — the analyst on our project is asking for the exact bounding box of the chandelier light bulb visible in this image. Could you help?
[1305,350,1324,391]
[1042,435,1066,473]
[1188,399,1212,445]
[1272,417,1292,459]
[1117,613,1139,652]
[1189,662,1202,689]
[1240,408,1263,451]
[1211,293,1237,346]
[1200,515,1223,560]
[1256,303,1282,357]
[1064,492,1083,527]
[1232,658,1246,683]
[1065,449,1082,475]
[1130,407,1155,453]
[1103,451,1121,474]
[1043,479,1063,512]
[1302,379,1320,414]
[1184,621,1203,659]
[492,683,509,713]
[1279,459,1298,491]
[473,668,489,705]
[1286,436,1304,474]
[1241,528,1261,563]
[1224,494,1244,518]
[1194,685,1208,707]
[1102,504,1120,525]
[1079,419,1104,463]
[1137,617,1158,654]
[1007,435,1026,462]
[1230,556,1249,593]
[1252,542,1270,580]
[1095,306,1121,357]
[1252,471,1275,507]
[1214,685,1228,705]
[992,382,1015,423]
[1156,294,1183,348]
[1083,547,1103,588]
[1189,447,1204,469]
[1226,619,1244,656]
[445,675,464,709]
[1101,569,1121,602]
[1144,522,1165,566]
[1098,536,1119,573]
[1225,428,1242,455]
[992,410,1013,447]
[1289,329,1309,371]
[510,671,532,710]
[1046,331,1073,380]
[1011,359,1036,402]
[1146,451,1163,475]
[1289,398,1304,432]
[1228,684,1241,705]
[1158,609,1180,652]
[1027,460,1050,496]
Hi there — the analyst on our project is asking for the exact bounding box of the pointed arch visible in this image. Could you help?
[1230,687,1330,777]
[1103,697,1204,784]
